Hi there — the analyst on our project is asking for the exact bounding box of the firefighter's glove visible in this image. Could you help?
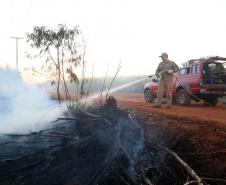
[156,73,160,78]
[167,69,173,74]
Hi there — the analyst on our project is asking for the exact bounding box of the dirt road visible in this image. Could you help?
[115,93,226,126]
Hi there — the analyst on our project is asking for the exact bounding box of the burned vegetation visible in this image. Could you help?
[0,96,224,185]
[0,97,146,185]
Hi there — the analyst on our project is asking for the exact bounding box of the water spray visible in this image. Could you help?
[87,76,150,101]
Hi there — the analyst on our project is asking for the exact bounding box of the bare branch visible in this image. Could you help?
[99,64,109,105]
[105,61,122,100]
[184,181,198,185]
[145,140,204,185]
[87,64,95,94]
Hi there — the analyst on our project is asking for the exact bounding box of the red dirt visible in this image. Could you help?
[115,93,226,127]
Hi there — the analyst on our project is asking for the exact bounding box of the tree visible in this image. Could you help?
[26,24,83,102]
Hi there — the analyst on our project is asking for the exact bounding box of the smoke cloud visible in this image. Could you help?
[0,69,64,134]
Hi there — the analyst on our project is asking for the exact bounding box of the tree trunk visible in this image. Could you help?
[57,48,61,102]
[61,46,71,102]
[80,39,86,97]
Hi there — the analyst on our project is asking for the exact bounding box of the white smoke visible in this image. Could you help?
[0,69,64,134]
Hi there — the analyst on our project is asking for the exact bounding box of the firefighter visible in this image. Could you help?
[154,52,179,108]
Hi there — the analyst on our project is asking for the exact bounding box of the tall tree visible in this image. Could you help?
[26,24,82,102]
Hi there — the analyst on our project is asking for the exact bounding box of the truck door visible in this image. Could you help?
[189,63,201,94]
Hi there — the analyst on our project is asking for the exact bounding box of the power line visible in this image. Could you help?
[10,37,24,72]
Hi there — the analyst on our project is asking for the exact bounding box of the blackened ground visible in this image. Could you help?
[0,97,225,185]
[0,100,152,185]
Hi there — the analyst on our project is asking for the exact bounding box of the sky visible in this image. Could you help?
[0,0,226,80]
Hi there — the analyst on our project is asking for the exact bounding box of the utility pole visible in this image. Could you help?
[10,37,24,72]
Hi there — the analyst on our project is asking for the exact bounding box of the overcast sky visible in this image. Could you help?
[0,0,226,79]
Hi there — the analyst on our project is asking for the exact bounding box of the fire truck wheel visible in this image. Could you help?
[144,89,155,103]
[176,89,191,106]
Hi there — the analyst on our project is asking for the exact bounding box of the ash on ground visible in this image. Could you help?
[0,97,190,185]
